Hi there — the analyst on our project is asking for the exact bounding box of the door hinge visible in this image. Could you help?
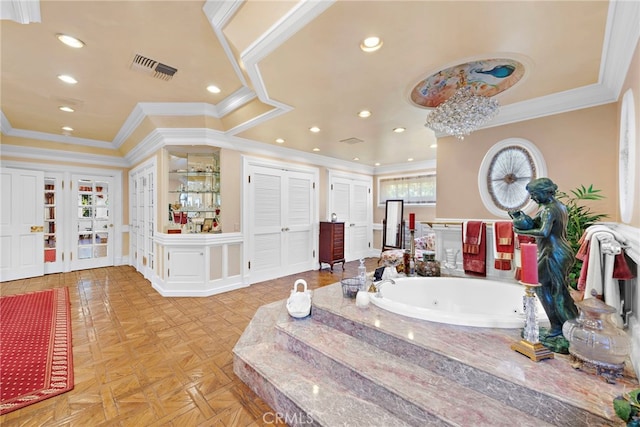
[167,253,170,261]
[369,188,371,193]
[62,180,64,190]
[168,269,170,277]
[248,261,251,270]
[313,250,315,258]
[369,242,371,248]
[70,253,73,261]
[248,175,251,183]
[313,182,315,189]
[62,253,64,261]
[331,184,333,190]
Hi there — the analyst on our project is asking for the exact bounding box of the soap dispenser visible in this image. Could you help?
[356,258,370,308]
[358,258,367,289]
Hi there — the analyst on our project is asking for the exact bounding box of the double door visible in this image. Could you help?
[0,167,116,281]
[245,162,318,284]
[329,173,372,262]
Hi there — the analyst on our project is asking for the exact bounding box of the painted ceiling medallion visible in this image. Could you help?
[411,58,525,108]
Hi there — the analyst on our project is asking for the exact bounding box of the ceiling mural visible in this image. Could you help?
[411,59,526,109]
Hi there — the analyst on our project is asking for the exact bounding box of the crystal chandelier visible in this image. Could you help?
[424,86,499,140]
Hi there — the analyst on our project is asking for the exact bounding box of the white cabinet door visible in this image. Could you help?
[0,167,44,281]
[329,174,372,262]
[283,171,314,275]
[166,248,204,283]
[246,164,316,284]
[129,161,156,280]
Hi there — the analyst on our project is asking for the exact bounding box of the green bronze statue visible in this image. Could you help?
[510,177,578,353]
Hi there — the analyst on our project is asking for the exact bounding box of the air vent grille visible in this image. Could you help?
[130,54,177,81]
[339,137,364,145]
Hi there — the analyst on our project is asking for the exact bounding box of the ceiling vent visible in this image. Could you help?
[130,53,177,81]
[340,137,364,145]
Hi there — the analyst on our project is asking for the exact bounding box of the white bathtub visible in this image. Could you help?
[369,276,550,328]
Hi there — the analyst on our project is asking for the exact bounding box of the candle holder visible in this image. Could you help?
[511,281,554,362]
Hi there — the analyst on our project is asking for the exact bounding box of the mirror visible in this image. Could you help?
[382,199,404,250]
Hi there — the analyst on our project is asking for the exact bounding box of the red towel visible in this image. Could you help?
[462,221,486,276]
[613,253,635,279]
[494,221,514,270]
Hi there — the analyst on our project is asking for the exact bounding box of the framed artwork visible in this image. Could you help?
[202,218,213,232]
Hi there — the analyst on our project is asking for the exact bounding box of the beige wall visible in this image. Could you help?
[220,148,241,232]
[436,103,619,221]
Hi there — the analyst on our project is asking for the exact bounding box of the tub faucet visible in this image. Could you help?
[371,279,395,297]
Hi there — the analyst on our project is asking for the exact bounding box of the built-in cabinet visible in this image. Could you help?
[319,221,345,271]
[129,158,156,281]
[328,170,373,261]
[167,151,221,234]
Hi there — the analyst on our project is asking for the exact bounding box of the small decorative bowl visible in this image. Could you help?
[341,278,361,299]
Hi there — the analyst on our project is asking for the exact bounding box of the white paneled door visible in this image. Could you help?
[70,176,115,271]
[247,164,316,284]
[330,174,372,262]
[0,167,44,281]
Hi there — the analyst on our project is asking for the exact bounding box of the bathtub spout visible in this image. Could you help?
[372,279,395,297]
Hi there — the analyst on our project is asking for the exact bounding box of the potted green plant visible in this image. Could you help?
[614,388,640,426]
[556,184,608,289]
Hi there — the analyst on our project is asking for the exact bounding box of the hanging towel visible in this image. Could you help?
[462,221,486,276]
[493,221,514,270]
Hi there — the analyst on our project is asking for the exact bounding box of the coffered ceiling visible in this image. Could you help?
[1,1,638,170]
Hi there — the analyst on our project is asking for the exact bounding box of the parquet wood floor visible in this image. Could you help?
[0,259,379,427]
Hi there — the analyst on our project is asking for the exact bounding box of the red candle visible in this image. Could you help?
[520,242,538,284]
[409,213,415,230]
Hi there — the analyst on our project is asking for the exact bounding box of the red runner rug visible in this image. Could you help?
[0,288,73,415]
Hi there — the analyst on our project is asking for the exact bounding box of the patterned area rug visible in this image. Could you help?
[0,288,73,415]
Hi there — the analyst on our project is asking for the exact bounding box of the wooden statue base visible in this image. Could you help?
[511,339,554,362]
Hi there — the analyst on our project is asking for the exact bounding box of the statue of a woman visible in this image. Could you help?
[510,178,578,346]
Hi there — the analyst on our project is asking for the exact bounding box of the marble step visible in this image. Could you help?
[233,304,415,427]
[276,317,554,427]
[308,284,624,426]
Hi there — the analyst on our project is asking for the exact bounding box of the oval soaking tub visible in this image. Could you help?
[369,277,549,328]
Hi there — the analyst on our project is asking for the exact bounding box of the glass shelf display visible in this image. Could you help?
[168,150,221,233]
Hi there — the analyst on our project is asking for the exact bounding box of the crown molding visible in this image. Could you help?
[0,0,40,24]
[0,143,128,168]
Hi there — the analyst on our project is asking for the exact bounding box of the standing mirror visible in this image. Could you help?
[382,199,404,251]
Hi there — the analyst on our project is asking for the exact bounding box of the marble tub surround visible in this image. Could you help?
[234,282,637,426]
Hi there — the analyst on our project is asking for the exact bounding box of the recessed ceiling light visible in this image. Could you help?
[360,36,383,53]
[408,158,414,162]
[62,126,74,131]
[275,138,285,144]
[206,85,221,94]
[430,143,438,148]
[374,162,381,166]
[353,157,360,161]
[57,75,77,84]
[312,148,320,152]
[59,106,74,113]
[56,34,85,48]
[309,126,320,133]
[393,127,406,133]
[358,110,371,118]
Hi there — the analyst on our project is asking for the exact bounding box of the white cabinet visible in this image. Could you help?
[328,171,372,262]
[166,247,205,283]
